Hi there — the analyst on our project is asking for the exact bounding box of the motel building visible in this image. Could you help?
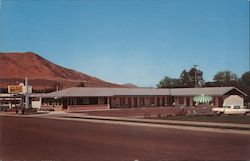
[40,86,247,111]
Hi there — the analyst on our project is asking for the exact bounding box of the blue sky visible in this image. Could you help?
[0,0,249,87]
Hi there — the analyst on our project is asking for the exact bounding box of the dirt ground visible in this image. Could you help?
[70,107,250,124]
[73,107,211,118]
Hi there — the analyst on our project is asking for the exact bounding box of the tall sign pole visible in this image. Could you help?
[25,77,29,109]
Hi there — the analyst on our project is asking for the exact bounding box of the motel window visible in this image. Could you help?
[99,98,105,104]
[179,97,184,105]
[120,97,125,106]
[69,98,73,105]
[89,97,98,105]
[99,97,107,104]
[77,98,83,105]
[82,98,89,105]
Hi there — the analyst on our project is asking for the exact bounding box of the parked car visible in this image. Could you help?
[212,105,250,115]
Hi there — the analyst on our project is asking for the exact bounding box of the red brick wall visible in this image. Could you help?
[67,104,109,111]
[41,105,63,111]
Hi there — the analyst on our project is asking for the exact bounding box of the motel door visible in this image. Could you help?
[162,97,165,106]
[134,97,138,107]
[157,97,160,106]
[63,98,68,109]
[167,96,174,106]
[186,97,190,107]
[128,97,132,107]
[219,97,223,107]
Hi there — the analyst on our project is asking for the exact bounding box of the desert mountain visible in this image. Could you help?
[0,52,126,89]
[123,83,139,88]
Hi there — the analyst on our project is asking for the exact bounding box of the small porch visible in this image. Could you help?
[41,96,110,111]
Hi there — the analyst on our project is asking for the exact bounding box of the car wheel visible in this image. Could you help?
[219,112,224,115]
[244,112,250,116]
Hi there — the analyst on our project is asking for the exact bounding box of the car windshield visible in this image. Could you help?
[223,106,231,108]
[233,106,240,109]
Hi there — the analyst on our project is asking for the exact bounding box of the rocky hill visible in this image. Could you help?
[0,52,126,90]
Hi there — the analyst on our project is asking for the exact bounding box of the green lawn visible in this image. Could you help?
[156,115,250,124]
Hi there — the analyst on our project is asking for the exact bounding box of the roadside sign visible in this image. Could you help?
[8,85,23,94]
[8,85,32,94]
[22,86,32,94]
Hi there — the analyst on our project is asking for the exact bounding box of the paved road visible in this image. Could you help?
[1,116,250,161]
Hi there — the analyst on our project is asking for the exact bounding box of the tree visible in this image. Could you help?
[213,71,239,86]
[203,81,217,87]
[77,81,85,87]
[239,71,250,103]
[157,76,181,88]
[180,70,193,87]
[188,67,204,87]
[240,71,250,87]
[179,68,204,87]
[158,67,204,88]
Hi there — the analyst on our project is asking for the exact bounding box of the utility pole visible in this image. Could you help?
[193,64,199,88]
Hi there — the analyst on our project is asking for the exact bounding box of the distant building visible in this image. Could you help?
[0,83,44,110]
[0,93,23,110]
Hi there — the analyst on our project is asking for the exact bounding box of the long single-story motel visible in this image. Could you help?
[0,86,247,111]
[39,86,247,111]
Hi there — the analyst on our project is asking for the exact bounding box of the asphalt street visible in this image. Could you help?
[1,116,250,161]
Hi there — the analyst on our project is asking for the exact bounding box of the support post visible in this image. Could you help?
[107,97,110,109]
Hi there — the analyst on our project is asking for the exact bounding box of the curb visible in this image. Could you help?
[61,115,250,131]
